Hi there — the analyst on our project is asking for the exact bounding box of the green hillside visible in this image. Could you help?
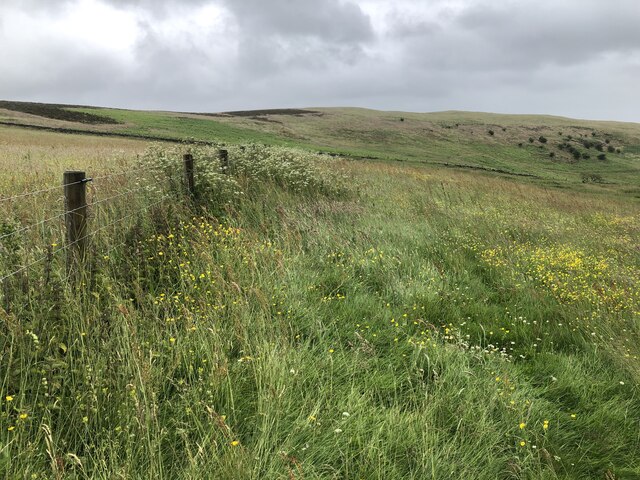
[0,101,639,478]
[2,101,639,197]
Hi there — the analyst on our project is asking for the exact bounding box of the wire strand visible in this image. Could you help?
[0,185,159,242]
[0,179,86,204]
[91,166,150,183]
[0,195,171,284]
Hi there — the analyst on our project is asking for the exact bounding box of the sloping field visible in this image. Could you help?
[2,101,639,197]
[0,104,639,478]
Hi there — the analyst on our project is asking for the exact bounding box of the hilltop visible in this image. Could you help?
[1,100,639,197]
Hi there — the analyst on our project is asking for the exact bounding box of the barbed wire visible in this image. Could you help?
[0,184,157,243]
[0,162,159,204]
[91,166,151,183]
[0,210,66,242]
[88,187,143,209]
[0,194,171,284]
[0,179,87,204]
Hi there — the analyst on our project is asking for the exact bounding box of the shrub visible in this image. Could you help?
[539,136,548,143]
[518,143,523,148]
[582,153,590,160]
[582,173,604,183]
[595,144,604,152]
[137,143,349,212]
[228,144,348,196]
[549,152,555,158]
[138,143,243,211]
[597,153,607,161]
[607,145,615,153]
[605,139,610,144]
[529,137,535,143]
[572,150,581,160]
[488,130,495,136]
[616,148,622,154]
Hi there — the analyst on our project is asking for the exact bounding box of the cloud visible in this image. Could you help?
[100,0,211,18]
[456,0,640,67]
[221,0,373,44]
[0,0,639,121]
[218,0,374,78]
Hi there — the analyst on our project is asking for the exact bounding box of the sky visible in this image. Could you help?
[1,0,640,121]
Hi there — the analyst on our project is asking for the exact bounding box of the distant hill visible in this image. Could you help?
[1,100,639,197]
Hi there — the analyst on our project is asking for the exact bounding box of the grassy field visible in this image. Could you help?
[0,104,639,479]
[3,101,639,196]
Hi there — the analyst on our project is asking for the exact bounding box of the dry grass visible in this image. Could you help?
[0,126,146,194]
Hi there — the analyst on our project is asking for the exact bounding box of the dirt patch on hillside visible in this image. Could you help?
[0,100,120,125]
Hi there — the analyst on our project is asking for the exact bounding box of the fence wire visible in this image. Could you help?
[0,194,171,285]
[0,179,87,204]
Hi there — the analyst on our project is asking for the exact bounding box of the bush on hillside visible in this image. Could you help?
[227,144,348,196]
[137,143,349,213]
[582,173,604,183]
[138,143,242,210]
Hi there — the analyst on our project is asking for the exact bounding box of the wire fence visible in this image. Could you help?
[0,150,228,300]
[0,179,87,204]
[0,162,175,289]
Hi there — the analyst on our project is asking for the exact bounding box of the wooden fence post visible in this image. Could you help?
[219,149,229,173]
[184,153,195,196]
[63,171,88,275]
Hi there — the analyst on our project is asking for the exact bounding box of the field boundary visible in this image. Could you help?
[0,152,224,289]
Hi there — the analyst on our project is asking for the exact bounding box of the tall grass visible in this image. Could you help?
[1,137,639,479]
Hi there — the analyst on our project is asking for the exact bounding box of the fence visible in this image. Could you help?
[0,150,229,294]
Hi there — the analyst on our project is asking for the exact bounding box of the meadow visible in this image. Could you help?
[0,105,639,479]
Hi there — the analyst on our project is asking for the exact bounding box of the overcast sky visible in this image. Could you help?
[1,0,640,121]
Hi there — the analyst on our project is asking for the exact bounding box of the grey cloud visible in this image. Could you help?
[221,0,373,44]
[1,0,639,121]
[3,0,77,15]
[457,1,640,67]
[99,0,210,17]
[218,0,374,80]
[0,43,127,105]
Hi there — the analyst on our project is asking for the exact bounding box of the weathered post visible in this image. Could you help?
[63,171,88,275]
[219,149,229,173]
[184,153,195,196]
